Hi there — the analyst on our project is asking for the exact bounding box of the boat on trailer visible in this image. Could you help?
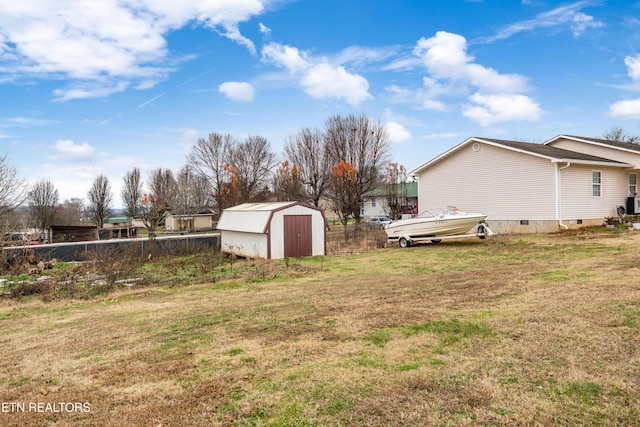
[384,207,489,248]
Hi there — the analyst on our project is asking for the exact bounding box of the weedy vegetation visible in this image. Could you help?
[1,227,640,425]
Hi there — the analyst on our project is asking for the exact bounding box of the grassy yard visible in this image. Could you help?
[1,229,639,426]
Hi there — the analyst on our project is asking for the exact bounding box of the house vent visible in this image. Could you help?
[472,142,480,152]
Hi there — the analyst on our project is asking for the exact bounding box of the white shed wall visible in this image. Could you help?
[220,230,268,258]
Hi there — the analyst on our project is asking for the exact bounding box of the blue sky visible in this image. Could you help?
[2,0,640,206]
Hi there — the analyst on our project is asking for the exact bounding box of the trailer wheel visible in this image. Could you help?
[399,237,410,248]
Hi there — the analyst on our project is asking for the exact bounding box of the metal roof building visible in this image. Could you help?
[216,202,329,259]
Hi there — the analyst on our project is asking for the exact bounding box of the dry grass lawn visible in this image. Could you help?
[1,229,640,426]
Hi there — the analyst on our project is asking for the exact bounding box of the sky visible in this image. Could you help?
[2,0,640,207]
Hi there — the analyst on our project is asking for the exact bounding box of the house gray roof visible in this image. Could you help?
[550,134,640,153]
[479,138,630,164]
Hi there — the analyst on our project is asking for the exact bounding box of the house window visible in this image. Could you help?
[371,198,376,207]
[630,173,637,197]
[592,171,602,197]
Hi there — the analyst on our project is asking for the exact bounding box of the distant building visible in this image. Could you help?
[362,182,418,219]
[165,213,216,233]
[101,216,136,239]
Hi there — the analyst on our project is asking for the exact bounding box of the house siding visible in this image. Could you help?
[561,164,628,219]
[417,141,557,223]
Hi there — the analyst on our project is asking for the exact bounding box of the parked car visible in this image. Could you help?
[367,216,392,229]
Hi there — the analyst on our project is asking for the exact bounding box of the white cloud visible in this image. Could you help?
[609,99,640,120]
[385,82,447,111]
[54,139,96,161]
[415,32,529,93]
[54,81,131,101]
[625,55,640,81]
[259,22,271,36]
[484,1,604,42]
[385,121,412,144]
[301,63,371,105]
[262,42,372,106]
[0,0,269,99]
[463,93,543,126]
[388,31,540,126]
[335,45,399,70]
[7,117,56,127]
[423,131,470,140]
[381,108,412,144]
[571,12,604,36]
[219,81,255,101]
[608,54,640,119]
[262,43,310,74]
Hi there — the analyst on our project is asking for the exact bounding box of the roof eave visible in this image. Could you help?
[552,159,634,168]
[546,134,640,155]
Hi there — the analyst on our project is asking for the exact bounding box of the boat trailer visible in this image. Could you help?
[388,221,496,248]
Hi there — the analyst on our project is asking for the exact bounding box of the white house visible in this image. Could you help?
[217,202,329,259]
[411,136,635,234]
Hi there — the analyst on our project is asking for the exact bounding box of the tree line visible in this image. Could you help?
[0,113,406,241]
[4,121,637,242]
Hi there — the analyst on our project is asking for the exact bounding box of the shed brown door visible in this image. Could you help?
[283,215,312,258]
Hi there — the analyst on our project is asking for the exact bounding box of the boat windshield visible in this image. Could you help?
[417,207,460,218]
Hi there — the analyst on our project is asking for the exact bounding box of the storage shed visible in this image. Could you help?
[217,202,329,259]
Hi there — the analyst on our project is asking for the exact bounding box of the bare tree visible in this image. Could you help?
[227,135,277,203]
[27,179,59,242]
[86,174,113,227]
[170,165,212,232]
[283,127,330,206]
[599,126,640,144]
[187,132,236,216]
[122,167,143,218]
[273,160,305,202]
[140,194,164,238]
[0,154,26,218]
[324,114,391,224]
[55,198,85,226]
[0,154,26,252]
[329,160,360,236]
[174,165,210,215]
[147,168,178,212]
[382,163,409,220]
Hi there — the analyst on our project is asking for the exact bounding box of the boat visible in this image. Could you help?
[384,207,488,247]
